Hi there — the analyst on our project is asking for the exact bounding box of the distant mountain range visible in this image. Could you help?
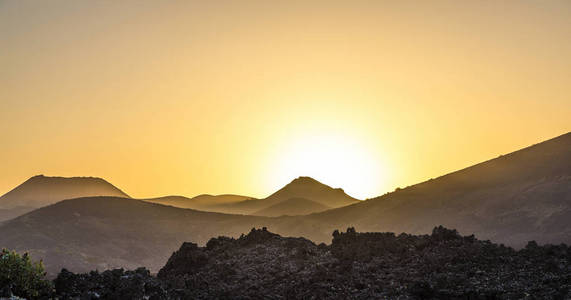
[198,176,359,215]
[144,176,358,216]
[0,132,569,276]
[0,173,356,222]
[0,175,129,221]
[142,194,253,211]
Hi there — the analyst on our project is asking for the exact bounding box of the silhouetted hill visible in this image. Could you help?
[253,197,330,217]
[268,176,358,207]
[143,194,252,210]
[210,176,359,215]
[303,132,571,247]
[0,196,282,276]
[0,175,129,221]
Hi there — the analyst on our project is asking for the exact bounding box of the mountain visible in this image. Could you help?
[302,132,571,248]
[209,176,359,215]
[0,195,331,277]
[142,194,252,210]
[0,175,129,221]
[253,197,330,217]
[0,132,569,276]
[0,196,276,276]
[267,176,359,208]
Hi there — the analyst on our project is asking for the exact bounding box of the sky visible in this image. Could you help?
[1,0,570,200]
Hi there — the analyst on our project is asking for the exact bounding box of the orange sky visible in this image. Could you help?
[1,1,570,199]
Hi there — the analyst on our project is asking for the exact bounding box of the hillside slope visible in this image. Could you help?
[0,197,297,276]
[0,175,129,221]
[304,132,571,247]
[253,197,330,217]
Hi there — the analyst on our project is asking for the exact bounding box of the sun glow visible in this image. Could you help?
[267,131,386,200]
[1,1,570,199]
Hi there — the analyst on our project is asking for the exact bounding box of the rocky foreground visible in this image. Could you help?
[51,227,570,299]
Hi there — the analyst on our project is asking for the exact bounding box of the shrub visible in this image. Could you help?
[431,226,461,242]
[0,249,53,299]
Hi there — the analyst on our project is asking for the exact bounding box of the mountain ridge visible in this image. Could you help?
[0,175,130,221]
[305,131,571,247]
[209,176,359,215]
[142,194,253,210]
[0,132,569,276]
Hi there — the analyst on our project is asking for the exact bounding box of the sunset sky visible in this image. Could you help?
[1,1,570,199]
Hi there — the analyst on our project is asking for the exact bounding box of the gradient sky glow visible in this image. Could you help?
[1,1,570,199]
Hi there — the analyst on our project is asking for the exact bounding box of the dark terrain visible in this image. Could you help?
[51,227,571,299]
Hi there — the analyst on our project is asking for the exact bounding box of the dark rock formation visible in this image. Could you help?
[52,227,571,299]
[53,268,170,300]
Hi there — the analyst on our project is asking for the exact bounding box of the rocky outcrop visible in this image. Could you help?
[53,268,169,300]
[51,227,571,299]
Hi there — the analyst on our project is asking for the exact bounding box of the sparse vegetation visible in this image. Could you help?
[0,249,53,299]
